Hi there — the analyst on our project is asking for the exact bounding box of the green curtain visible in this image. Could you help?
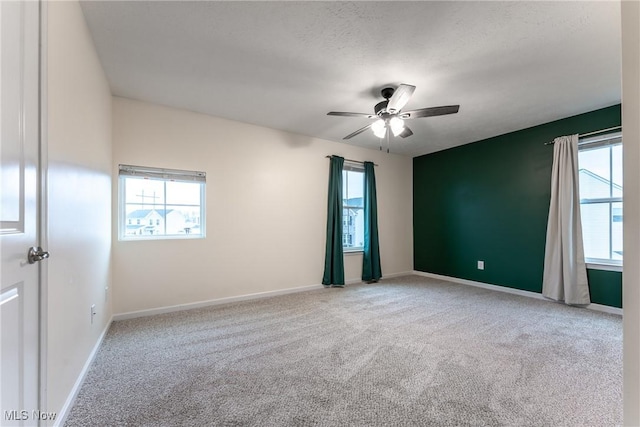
[322,156,345,286]
[362,161,382,282]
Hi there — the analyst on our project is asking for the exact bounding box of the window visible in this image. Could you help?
[342,163,364,251]
[119,164,206,240]
[578,132,622,265]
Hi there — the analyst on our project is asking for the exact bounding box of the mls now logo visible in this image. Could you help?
[4,410,57,421]
[4,411,28,421]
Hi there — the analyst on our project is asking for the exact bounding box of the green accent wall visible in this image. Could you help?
[413,105,622,308]
[587,269,622,308]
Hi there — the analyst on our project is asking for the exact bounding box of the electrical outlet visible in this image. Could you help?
[477,260,485,270]
[91,304,96,324]
[105,286,109,302]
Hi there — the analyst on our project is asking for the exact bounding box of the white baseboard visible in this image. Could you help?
[345,270,413,285]
[412,271,623,316]
[384,270,415,279]
[413,270,547,300]
[585,303,623,316]
[113,283,325,321]
[115,271,416,321]
[53,316,113,427]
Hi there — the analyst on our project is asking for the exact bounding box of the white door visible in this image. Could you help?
[1,1,43,426]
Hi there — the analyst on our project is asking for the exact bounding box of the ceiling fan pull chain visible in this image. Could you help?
[386,128,390,153]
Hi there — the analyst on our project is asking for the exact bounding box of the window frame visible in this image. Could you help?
[118,164,206,241]
[342,162,365,253]
[578,132,622,268]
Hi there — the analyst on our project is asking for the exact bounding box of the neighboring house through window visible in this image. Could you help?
[119,164,206,240]
[578,131,622,266]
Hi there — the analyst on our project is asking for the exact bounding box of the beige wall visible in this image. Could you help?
[623,1,640,424]
[112,97,413,315]
[47,0,112,415]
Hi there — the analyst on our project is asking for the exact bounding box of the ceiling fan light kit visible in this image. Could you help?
[389,117,405,136]
[371,119,386,138]
[327,83,460,150]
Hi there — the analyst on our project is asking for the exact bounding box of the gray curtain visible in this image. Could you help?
[542,134,590,305]
[322,156,345,286]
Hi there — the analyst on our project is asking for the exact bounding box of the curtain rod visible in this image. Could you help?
[325,155,378,166]
[544,126,622,145]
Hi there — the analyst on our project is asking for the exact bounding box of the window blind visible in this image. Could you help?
[119,164,206,183]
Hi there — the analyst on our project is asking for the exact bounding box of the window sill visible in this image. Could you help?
[119,235,205,242]
[344,249,363,255]
[586,262,622,272]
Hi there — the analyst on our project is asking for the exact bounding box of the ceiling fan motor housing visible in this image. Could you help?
[381,87,395,100]
[375,87,396,116]
[374,100,389,116]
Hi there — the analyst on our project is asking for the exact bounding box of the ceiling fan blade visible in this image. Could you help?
[386,84,416,113]
[400,105,460,119]
[399,126,413,138]
[328,111,376,119]
[343,123,373,140]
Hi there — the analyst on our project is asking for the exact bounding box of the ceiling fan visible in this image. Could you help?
[327,84,459,151]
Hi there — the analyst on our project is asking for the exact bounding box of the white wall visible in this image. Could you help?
[47,0,112,415]
[622,1,640,424]
[112,98,413,315]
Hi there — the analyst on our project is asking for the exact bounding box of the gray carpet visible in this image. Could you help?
[65,275,622,426]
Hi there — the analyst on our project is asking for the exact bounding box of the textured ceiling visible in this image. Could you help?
[79,1,621,157]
